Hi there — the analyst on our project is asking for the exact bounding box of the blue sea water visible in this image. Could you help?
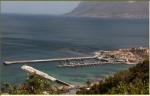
[0,14,149,85]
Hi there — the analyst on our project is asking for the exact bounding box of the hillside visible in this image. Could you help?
[66,1,148,18]
[76,60,149,94]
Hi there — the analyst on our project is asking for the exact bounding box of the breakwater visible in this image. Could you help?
[21,65,74,87]
[3,56,96,65]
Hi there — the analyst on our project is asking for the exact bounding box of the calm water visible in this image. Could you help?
[0,14,149,85]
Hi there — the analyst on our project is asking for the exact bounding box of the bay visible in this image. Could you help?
[0,14,148,85]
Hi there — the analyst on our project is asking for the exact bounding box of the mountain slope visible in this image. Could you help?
[66,1,148,18]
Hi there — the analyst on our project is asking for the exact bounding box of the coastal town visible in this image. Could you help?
[58,47,149,67]
[94,47,149,65]
[1,0,149,94]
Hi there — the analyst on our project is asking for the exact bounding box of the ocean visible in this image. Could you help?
[0,14,149,85]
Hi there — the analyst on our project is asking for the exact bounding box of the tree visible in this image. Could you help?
[1,74,65,94]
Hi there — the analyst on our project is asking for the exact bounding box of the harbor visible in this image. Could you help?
[57,62,121,68]
[3,47,149,67]
[3,55,134,67]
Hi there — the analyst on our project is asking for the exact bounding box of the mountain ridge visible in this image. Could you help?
[66,1,149,18]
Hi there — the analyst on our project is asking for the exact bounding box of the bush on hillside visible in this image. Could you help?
[77,60,149,94]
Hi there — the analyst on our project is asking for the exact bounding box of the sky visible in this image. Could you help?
[1,1,80,15]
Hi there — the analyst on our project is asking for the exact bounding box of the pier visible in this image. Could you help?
[4,56,96,65]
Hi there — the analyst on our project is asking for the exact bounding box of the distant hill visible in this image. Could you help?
[66,1,148,18]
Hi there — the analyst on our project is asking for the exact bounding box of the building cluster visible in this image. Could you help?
[95,47,149,64]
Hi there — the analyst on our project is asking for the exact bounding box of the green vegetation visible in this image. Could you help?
[0,74,65,94]
[77,60,149,94]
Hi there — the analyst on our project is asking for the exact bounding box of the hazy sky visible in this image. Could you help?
[1,1,80,15]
